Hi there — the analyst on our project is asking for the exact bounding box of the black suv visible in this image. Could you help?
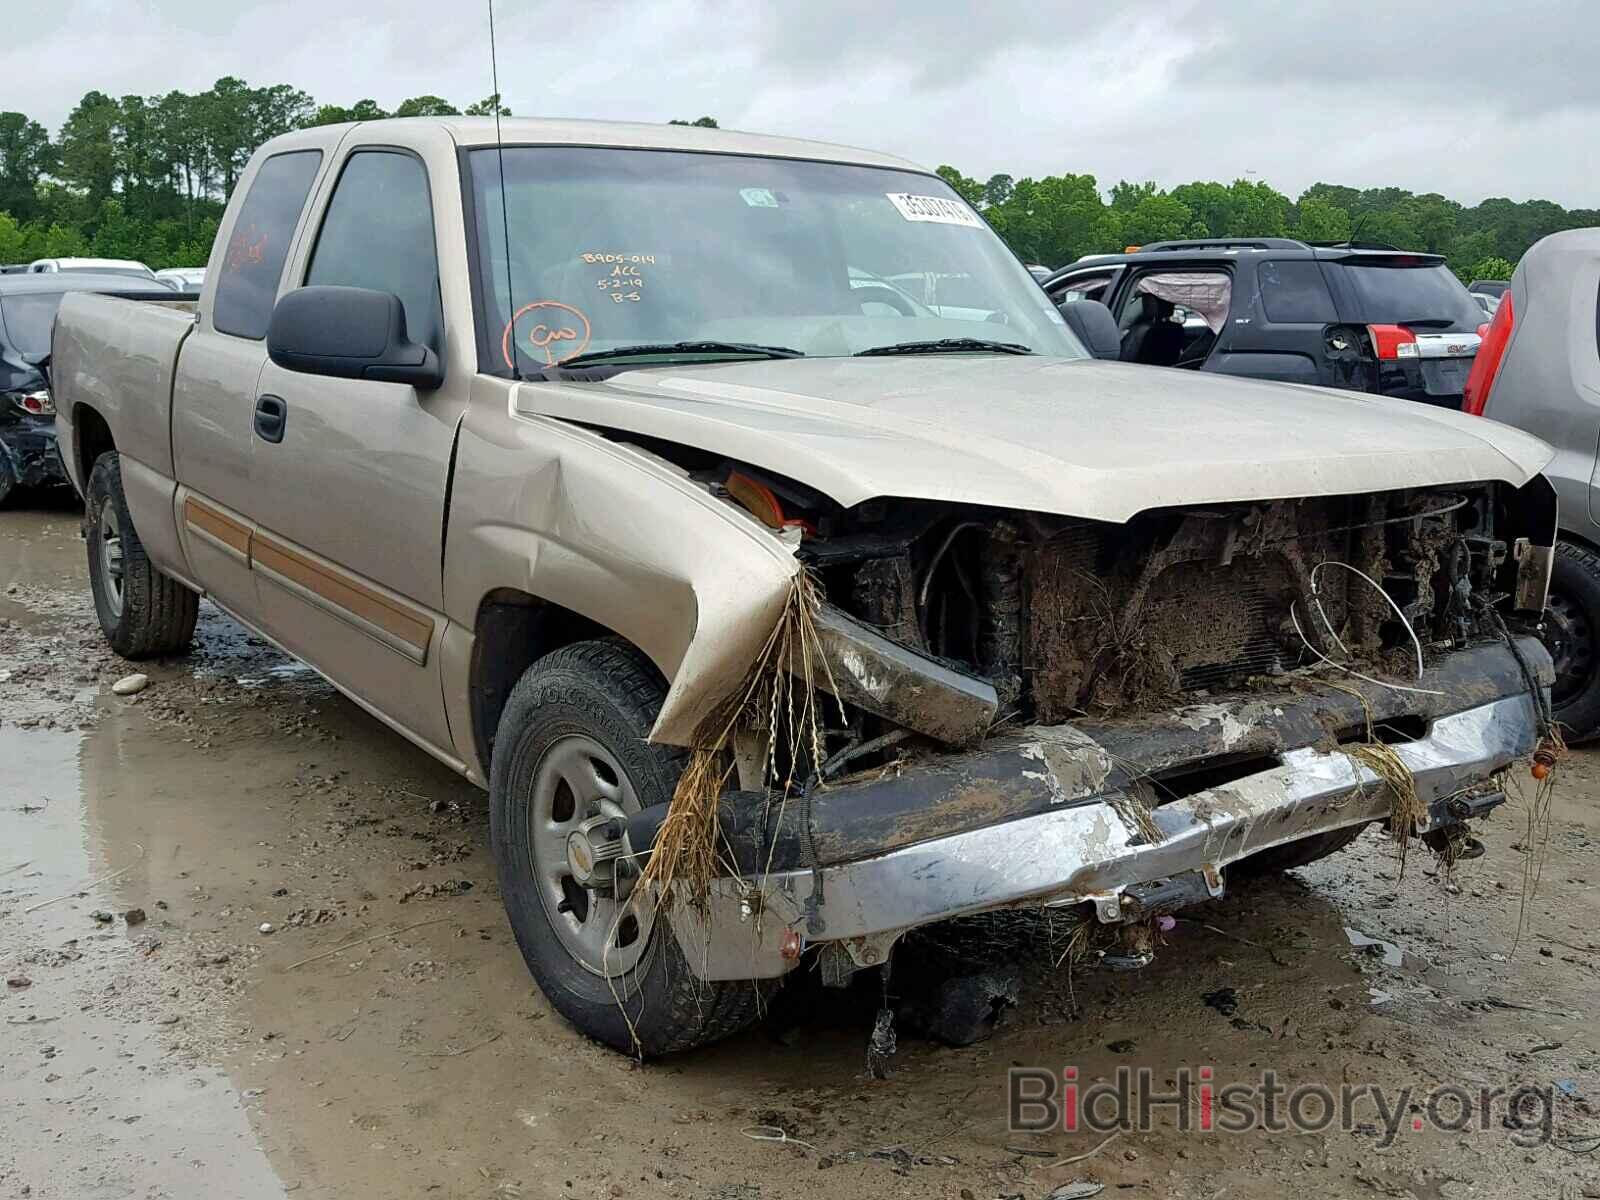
[1042,238,1487,409]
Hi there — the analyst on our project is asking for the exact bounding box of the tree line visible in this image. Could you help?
[936,165,1598,282]
[0,80,511,269]
[0,80,1592,281]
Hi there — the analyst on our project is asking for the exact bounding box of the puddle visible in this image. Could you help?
[1,722,288,1199]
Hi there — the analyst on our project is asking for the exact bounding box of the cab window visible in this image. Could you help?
[305,150,444,354]
[212,150,323,340]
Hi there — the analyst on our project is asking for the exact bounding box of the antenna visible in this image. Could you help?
[487,0,518,379]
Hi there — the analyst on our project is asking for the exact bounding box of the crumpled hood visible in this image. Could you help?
[513,355,1555,523]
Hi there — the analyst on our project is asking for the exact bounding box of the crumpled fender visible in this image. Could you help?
[444,378,801,754]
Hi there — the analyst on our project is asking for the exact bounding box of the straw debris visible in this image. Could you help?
[636,571,841,913]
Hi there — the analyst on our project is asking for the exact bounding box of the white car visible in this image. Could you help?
[154,267,206,290]
[29,257,160,282]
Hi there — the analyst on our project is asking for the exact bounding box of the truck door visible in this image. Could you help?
[172,148,326,621]
[249,147,465,760]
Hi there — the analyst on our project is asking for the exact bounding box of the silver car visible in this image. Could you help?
[1464,228,1600,735]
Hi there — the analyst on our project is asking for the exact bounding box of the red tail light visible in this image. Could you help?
[1462,291,1513,416]
[1367,323,1419,360]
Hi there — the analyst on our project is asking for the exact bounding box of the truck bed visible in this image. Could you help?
[52,292,196,495]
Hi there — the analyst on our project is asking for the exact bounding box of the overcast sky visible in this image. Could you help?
[9,0,1600,207]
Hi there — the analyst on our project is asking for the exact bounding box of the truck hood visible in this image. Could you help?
[512,356,1555,523]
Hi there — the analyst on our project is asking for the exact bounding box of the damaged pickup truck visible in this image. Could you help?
[50,118,1559,1056]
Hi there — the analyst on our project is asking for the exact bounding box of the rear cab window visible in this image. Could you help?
[211,150,324,340]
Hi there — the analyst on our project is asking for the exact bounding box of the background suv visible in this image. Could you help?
[1042,238,1487,409]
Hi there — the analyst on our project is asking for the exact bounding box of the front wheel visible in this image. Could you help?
[1543,541,1600,741]
[85,452,198,659]
[489,639,766,1056]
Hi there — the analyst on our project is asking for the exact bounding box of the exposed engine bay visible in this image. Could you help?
[707,461,1553,755]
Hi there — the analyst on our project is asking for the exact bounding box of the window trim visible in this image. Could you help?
[298,144,446,362]
[211,148,324,342]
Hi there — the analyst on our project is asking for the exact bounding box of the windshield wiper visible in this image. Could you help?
[558,340,804,367]
[853,337,1033,357]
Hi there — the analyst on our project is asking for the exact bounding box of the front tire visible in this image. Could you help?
[85,451,198,658]
[489,639,765,1056]
[1543,541,1600,741]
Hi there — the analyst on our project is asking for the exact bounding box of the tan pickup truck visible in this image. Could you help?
[51,118,1559,1056]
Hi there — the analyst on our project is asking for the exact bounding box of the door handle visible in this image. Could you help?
[254,394,287,444]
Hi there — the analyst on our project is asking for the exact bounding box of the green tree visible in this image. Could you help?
[984,173,1121,266]
[934,165,984,207]
[668,116,719,127]
[0,112,53,223]
[57,90,122,205]
[464,94,512,116]
[0,211,26,262]
[311,98,388,126]
[1109,180,1159,212]
[982,173,1014,208]
[1466,255,1515,282]
[1120,193,1192,245]
[1290,194,1350,242]
[395,95,461,117]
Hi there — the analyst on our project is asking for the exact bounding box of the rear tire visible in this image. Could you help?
[489,639,767,1056]
[85,452,198,659]
[1234,822,1369,876]
[1543,541,1600,741]
[0,453,15,507]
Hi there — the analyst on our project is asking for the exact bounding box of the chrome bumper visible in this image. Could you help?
[670,643,1547,981]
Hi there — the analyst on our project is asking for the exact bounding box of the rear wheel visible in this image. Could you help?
[1234,823,1369,876]
[1543,541,1600,741]
[489,639,767,1056]
[0,453,15,507]
[85,452,198,658]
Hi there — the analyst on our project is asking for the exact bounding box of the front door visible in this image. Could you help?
[249,148,464,758]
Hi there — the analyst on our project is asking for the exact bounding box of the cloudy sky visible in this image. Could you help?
[9,0,1600,207]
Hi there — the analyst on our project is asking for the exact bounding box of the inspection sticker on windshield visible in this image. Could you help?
[886,192,983,228]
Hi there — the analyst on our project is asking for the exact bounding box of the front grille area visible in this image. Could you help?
[1020,496,1398,722]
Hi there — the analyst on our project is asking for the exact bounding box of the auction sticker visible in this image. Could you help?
[886,193,983,228]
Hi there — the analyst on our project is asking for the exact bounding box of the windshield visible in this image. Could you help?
[1342,262,1483,331]
[467,147,1085,371]
[0,291,64,357]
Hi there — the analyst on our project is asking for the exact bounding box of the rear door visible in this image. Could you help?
[249,137,468,758]
[1207,256,1339,386]
[172,145,328,619]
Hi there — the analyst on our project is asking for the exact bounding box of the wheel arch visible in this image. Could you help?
[467,587,632,775]
[71,402,115,494]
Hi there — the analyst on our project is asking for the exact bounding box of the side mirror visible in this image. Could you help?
[267,285,443,389]
[1058,298,1122,361]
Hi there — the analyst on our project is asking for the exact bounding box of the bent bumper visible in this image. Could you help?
[668,637,1550,980]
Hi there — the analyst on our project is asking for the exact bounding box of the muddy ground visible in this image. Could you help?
[2,499,1598,1200]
